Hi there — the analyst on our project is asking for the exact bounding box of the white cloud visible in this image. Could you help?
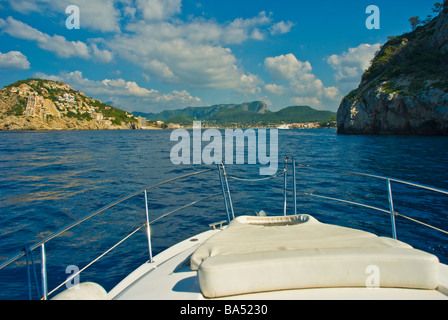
[323,86,340,99]
[327,43,380,83]
[144,59,178,82]
[222,11,272,44]
[111,37,241,89]
[0,50,30,69]
[4,0,120,32]
[71,0,121,32]
[4,0,44,14]
[237,73,263,94]
[264,83,286,95]
[108,10,295,94]
[264,53,340,109]
[270,21,295,35]
[264,53,312,80]
[136,0,182,21]
[100,78,155,97]
[0,17,89,59]
[90,43,114,63]
[181,20,223,44]
[0,2,294,101]
[124,11,285,45]
[0,17,113,62]
[109,17,266,93]
[34,70,202,112]
[0,2,300,110]
[153,89,201,104]
[251,29,264,41]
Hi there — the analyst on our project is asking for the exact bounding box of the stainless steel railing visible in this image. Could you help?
[0,168,220,300]
[223,157,448,239]
[290,161,448,239]
[218,157,448,239]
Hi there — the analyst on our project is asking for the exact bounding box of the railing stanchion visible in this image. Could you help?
[217,164,231,223]
[40,244,48,300]
[144,190,153,263]
[387,179,398,239]
[293,158,297,216]
[220,163,235,221]
[223,165,235,221]
[283,157,289,216]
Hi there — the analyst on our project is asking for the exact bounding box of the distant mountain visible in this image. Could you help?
[134,101,268,121]
[0,78,139,130]
[265,106,336,123]
[135,102,336,126]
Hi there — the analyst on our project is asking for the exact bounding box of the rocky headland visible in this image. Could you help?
[337,2,448,135]
[0,78,140,131]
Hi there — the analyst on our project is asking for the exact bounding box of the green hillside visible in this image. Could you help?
[135,102,336,127]
[266,106,336,122]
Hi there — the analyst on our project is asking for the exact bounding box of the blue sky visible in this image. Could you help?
[0,0,438,112]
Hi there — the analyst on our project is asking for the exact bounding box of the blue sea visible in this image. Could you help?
[0,129,447,300]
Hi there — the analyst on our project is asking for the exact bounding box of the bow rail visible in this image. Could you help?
[0,168,219,300]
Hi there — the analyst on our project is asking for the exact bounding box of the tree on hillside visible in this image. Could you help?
[433,2,443,13]
[409,16,422,31]
[409,2,447,31]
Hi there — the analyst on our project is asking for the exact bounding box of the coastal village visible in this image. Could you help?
[137,118,326,130]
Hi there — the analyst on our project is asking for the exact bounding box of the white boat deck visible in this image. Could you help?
[108,219,448,300]
[108,229,218,300]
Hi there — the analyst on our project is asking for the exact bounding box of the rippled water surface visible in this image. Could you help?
[0,129,447,299]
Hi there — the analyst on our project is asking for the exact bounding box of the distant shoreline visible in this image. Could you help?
[0,126,337,132]
[0,114,336,131]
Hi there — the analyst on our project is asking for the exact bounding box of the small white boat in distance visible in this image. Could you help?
[276,124,290,129]
[1,159,447,300]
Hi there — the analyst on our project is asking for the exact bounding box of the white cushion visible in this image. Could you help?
[191,215,440,298]
[51,282,108,300]
[191,215,412,270]
[198,247,439,298]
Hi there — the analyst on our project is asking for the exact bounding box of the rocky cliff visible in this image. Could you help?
[337,3,448,135]
[0,78,140,131]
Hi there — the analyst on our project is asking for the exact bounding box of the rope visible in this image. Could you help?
[226,169,286,182]
[395,213,448,236]
[149,193,221,225]
[300,192,391,215]
[299,192,448,236]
